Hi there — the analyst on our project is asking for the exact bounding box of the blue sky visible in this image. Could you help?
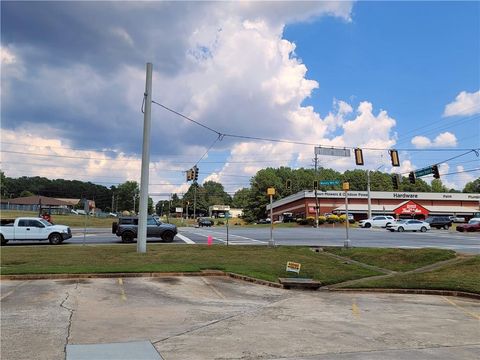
[1,1,479,198]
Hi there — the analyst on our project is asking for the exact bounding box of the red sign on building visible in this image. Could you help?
[394,201,429,216]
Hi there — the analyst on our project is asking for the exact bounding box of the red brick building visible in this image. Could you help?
[268,191,480,221]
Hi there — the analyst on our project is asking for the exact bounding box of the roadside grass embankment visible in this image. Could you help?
[2,245,477,294]
[323,247,456,272]
[0,210,114,228]
[336,256,480,294]
[0,245,381,284]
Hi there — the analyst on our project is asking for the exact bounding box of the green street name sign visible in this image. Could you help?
[320,180,341,186]
[415,167,433,178]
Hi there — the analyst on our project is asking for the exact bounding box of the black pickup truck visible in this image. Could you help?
[112,216,177,243]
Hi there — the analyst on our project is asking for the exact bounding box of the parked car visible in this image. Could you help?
[424,216,452,230]
[359,216,395,228]
[112,216,177,243]
[257,218,271,224]
[449,216,466,223]
[387,219,430,232]
[456,218,480,232]
[198,218,213,227]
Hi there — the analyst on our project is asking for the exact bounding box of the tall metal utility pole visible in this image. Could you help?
[137,62,153,254]
[314,153,319,228]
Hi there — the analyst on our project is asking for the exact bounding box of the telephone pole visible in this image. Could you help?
[137,62,153,254]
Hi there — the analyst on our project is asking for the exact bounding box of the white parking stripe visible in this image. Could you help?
[199,230,267,243]
[176,233,195,244]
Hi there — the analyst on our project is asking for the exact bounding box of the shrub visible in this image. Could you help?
[318,216,326,225]
[327,214,340,223]
[216,220,224,226]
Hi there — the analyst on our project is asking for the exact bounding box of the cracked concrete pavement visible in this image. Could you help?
[1,276,479,359]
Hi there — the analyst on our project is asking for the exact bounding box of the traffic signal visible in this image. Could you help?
[432,165,440,179]
[354,148,364,165]
[286,179,292,190]
[391,174,400,189]
[313,180,318,190]
[193,166,199,181]
[390,150,400,167]
[408,171,416,184]
[186,169,193,181]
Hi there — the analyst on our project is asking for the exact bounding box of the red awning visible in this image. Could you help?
[393,200,429,216]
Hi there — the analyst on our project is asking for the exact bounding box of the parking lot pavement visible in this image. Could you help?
[1,277,479,360]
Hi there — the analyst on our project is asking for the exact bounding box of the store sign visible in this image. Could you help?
[394,201,429,215]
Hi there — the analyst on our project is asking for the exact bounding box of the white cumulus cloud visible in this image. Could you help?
[443,90,480,117]
[411,132,457,149]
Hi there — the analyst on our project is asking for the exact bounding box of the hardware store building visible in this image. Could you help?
[267,191,480,221]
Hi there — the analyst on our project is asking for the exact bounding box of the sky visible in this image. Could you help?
[1,1,479,201]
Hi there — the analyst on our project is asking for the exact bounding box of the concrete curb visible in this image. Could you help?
[1,272,477,300]
[328,287,480,300]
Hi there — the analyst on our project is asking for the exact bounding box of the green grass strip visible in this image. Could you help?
[1,245,380,284]
[323,247,456,272]
[338,256,480,294]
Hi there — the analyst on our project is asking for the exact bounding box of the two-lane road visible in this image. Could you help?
[5,226,480,254]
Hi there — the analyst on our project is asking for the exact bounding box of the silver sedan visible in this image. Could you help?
[387,219,430,232]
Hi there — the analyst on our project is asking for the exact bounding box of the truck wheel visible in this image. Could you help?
[162,231,175,243]
[1,235,8,245]
[49,233,63,245]
[121,232,135,243]
[443,224,449,230]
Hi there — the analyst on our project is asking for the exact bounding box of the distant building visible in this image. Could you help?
[267,191,480,221]
[1,195,73,213]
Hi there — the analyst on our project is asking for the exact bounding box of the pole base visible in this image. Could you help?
[343,239,351,249]
[268,240,275,247]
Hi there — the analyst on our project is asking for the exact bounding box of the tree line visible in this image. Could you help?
[1,169,478,221]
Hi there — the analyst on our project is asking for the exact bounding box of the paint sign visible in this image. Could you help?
[286,261,301,274]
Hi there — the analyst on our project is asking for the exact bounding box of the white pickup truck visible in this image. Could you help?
[0,217,72,245]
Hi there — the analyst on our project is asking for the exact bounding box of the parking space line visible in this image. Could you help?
[176,233,195,244]
[442,296,480,320]
[201,277,226,299]
[118,278,127,301]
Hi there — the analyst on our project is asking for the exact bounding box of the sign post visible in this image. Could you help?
[343,182,350,249]
[225,211,231,246]
[267,187,276,247]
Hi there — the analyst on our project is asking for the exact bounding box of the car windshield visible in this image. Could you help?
[468,219,480,224]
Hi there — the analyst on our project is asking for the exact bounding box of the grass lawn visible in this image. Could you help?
[339,256,480,294]
[0,245,381,284]
[323,247,456,272]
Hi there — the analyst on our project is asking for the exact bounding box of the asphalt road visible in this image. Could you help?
[5,226,480,254]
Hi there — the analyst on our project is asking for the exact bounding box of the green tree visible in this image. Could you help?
[431,179,448,193]
[463,178,480,193]
[232,188,251,208]
[203,181,232,206]
[116,181,139,212]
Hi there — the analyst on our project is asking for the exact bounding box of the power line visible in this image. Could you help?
[152,100,476,152]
